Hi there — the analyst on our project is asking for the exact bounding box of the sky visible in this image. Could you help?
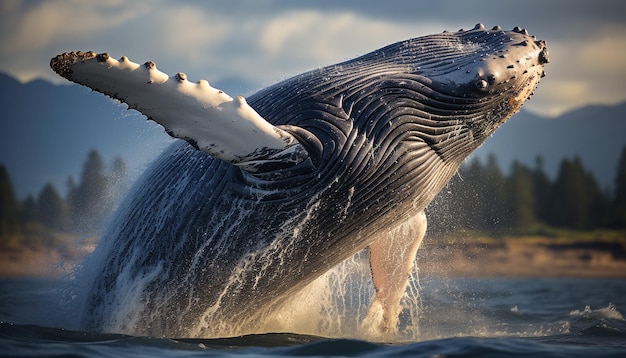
[1,0,626,118]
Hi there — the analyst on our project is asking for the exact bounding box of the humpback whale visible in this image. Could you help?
[50,24,548,338]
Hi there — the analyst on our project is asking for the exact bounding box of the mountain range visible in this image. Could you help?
[1,72,625,199]
[474,101,626,190]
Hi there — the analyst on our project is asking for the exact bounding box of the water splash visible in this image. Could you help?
[569,304,624,321]
[223,250,423,342]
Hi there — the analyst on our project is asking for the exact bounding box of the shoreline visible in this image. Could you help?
[0,242,88,278]
[418,236,626,278]
[1,236,625,278]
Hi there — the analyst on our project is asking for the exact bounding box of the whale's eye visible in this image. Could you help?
[475,79,489,90]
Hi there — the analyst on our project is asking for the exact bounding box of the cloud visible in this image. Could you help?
[94,4,233,76]
[3,1,145,52]
[242,11,450,86]
[1,1,625,117]
[0,1,149,81]
[525,25,626,116]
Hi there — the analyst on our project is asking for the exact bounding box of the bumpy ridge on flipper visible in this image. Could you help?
[50,51,311,174]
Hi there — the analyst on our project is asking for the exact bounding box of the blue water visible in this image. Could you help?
[1,277,625,357]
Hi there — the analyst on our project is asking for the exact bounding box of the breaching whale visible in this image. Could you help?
[50,24,548,338]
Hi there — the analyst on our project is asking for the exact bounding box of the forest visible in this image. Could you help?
[0,150,128,247]
[428,147,626,236]
[1,147,626,248]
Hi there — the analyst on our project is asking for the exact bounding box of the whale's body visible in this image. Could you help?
[51,24,548,338]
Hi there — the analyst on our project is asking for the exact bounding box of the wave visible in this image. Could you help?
[2,322,625,358]
[3,277,626,357]
[569,303,624,321]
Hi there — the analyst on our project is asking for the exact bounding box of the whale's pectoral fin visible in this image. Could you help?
[361,211,427,336]
[49,51,312,174]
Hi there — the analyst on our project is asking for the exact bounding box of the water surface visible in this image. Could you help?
[1,276,624,357]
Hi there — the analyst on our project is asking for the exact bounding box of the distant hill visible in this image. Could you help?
[474,102,626,190]
[1,72,625,199]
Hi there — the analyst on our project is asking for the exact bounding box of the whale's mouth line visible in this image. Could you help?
[241,63,542,195]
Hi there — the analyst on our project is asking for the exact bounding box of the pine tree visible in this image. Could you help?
[427,172,465,236]
[445,155,508,233]
[506,161,536,229]
[549,157,603,229]
[37,183,68,231]
[106,156,129,206]
[612,146,626,228]
[531,156,551,225]
[70,150,110,233]
[455,158,484,229]
[585,169,611,228]
[481,154,508,231]
[20,196,38,225]
[0,164,20,240]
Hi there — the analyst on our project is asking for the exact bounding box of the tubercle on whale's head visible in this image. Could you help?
[389,23,548,153]
[429,24,547,128]
[423,24,549,96]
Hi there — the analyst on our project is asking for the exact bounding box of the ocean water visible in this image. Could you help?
[1,276,625,357]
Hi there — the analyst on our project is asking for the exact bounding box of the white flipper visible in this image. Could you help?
[50,51,309,172]
[362,211,427,336]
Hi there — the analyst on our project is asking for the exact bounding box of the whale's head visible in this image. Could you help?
[363,23,549,163]
[422,24,548,142]
[410,24,549,155]
[425,25,549,102]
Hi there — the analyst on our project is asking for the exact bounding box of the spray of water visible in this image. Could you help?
[49,184,423,341]
[203,248,423,342]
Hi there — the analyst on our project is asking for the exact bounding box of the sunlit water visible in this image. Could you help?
[1,273,625,357]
